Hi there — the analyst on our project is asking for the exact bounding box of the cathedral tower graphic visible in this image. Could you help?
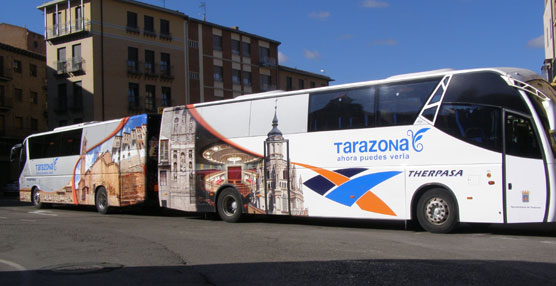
[264,105,307,216]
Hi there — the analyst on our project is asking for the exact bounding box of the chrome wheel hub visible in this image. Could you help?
[223,197,237,216]
[425,197,449,225]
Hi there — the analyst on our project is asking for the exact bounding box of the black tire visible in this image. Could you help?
[416,188,458,233]
[95,187,110,214]
[217,188,242,223]
[32,188,48,209]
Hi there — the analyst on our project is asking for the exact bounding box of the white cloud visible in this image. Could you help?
[309,11,330,20]
[362,0,389,8]
[370,39,399,46]
[304,49,321,60]
[278,51,288,64]
[527,35,544,49]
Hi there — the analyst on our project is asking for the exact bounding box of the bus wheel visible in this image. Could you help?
[416,188,458,233]
[32,188,47,209]
[217,188,242,223]
[95,187,110,215]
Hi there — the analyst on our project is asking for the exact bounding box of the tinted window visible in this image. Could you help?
[60,129,82,157]
[435,104,502,152]
[377,79,439,127]
[308,78,440,132]
[443,71,528,114]
[28,129,82,159]
[422,106,437,122]
[308,86,375,132]
[505,113,542,159]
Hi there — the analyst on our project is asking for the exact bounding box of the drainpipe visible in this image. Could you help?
[101,0,105,120]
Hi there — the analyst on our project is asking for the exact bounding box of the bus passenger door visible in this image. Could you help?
[504,112,548,223]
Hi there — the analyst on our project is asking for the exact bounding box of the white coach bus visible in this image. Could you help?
[14,114,161,214]
[158,67,556,233]
[12,67,556,233]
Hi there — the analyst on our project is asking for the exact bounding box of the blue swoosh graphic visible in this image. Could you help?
[325,171,402,207]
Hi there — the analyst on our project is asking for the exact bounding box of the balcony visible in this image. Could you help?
[143,29,157,38]
[46,18,91,40]
[144,62,157,77]
[127,60,142,75]
[126,25,140,34]
[69,57,85,73]
[160,32,172,41]
[56,60,67,75]
[160,64,174,79]
[128,100,142,112]
[259,57,277,67]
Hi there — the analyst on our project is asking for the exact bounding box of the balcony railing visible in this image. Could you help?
[46,18,91,40]
[160,64,173,79]
[127,60,142,75]
[143,29,157,37]
[144,62,157,77]
[56,60,67,75]
[160,32,172,41]
[126,25,140,34]
[128,100,142,112]
[69,57,85,73]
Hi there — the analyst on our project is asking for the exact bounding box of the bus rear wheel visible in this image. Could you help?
[95,187,110,215]
[416,188,458,233]
[217,188,242,223]
[32,188,48,209]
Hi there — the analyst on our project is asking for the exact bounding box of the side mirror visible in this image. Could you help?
[10,144,22,163]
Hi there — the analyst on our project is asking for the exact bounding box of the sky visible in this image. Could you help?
[0,0,546,85]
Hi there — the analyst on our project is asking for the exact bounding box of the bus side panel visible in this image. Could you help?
[73,115,147,207]
[403,128,504,223]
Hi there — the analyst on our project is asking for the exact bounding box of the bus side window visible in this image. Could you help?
[505,114,542,159]
[435,104,502,153]
[308,86,375,132]
[376,79,439,127]
[60,129,82,156]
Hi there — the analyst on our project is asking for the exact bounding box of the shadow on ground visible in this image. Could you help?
[1,259,556,286]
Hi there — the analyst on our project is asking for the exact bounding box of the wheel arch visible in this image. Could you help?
[410,183,459,221]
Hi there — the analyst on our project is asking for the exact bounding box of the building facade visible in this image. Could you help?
[0,38,48,186]
[544,0,556,84]
[38,0,187,128]
[278,65,333,91]
[187,19,280,102]
[0,23,46,56]
[38,0,332,130]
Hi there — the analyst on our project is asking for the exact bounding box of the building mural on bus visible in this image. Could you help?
[22,115,148,207]
[158,106,307,216]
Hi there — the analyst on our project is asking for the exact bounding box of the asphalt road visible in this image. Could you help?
[1,194,556,285]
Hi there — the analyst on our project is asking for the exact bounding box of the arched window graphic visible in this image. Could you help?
[281,194,288,212]
[180,152,186,171]
[173,117,179,134]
